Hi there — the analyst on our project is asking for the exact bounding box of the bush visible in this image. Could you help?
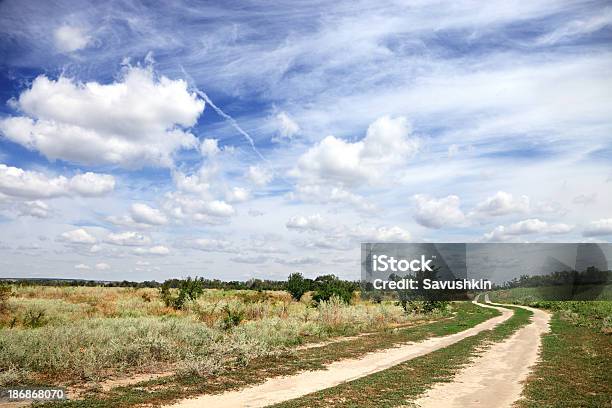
[286,273,308,301]
[159,277,204,310]
[0,284,12,315]
[312,275,355,305]
[221,305,244,330]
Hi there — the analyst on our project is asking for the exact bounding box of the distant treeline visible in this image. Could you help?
[0,275,360,293]
[499,267,612,289]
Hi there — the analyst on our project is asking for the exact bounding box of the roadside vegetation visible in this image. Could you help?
[0,277,435,388]
[271,301,532,408]
[488,287,612,407]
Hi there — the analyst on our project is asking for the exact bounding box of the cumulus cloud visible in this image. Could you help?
[129,203,168,226]
[413,194,466,229]
[59,228,97,244]
[68,173,115,197]
[17,200,50,218]
[200,138,220,157]
[583,218,612,237]
[0,164,114,199]
[287,184,375,212]
[74,263,91,270]
[225,187,250,203]
[106,231,151,246]
[189,238,238,253]
[271,111,300,142]
[349,225,412,242]
[247,166,273,187]
[133,245,170,255]
[286,214,328,232]
[483,218,573,241]
[0,66,204,168]
[95,262,110,271]
[293,116,418,186]
[163,192,235,223]
[474,191,530,217]
[53,25,91,53]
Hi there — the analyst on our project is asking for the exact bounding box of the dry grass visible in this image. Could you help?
[0,285,432,386]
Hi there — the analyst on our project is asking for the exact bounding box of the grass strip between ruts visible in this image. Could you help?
[270,304,531,408]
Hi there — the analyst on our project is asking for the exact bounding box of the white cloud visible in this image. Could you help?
[189,238,237,253]
[74,263,91,270]
[130,203,168,226]
[583,218,612,237]
[286,214,328,232]
[230,255,268,264]
[53,25,91,53]
[247,166,273,187]
[349,225,412,242]
[474,191,530,216]
[447,144,460,158]
[17,200,50,218]
[572,193,597,206]
[272,111,300,142]
[200,138,220,157]
[225,187,250,203]
[162,192,235,223]
[0,164,114,199]
[276,256,318,265]
[293,116,418,187]
[95,262,110,271]
[133,245,170,255]
[106,231,151,246]
[0,66,204,168]
[59,228,97,244]
[413,194,466,229]
[69,173,115,197]
[537,9,612,45]
[287,184,375,212]
[484,218,573,241]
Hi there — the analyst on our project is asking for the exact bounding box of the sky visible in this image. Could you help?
[0,0,611,282]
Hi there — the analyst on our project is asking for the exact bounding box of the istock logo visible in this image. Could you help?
[372,254,434,273]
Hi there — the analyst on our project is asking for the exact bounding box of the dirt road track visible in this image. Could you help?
[414,296,550,408]
[165,296,512,408]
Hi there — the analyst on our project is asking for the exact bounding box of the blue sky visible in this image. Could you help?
[0,0,611,281]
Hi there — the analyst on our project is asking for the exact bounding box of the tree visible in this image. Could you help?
[286,273,308,301]
[312,274,355,304]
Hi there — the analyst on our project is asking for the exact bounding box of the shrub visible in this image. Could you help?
[312,275,355,305]
[221,305,245,330]
[0,284,12,315]
[286,273,308,301]
[159,277,204,310]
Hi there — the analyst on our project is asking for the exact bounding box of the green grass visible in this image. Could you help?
[514,312,612,408]
[270,304,532,408]
[37,302,498,408]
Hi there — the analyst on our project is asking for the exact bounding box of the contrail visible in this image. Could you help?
[180,66,267,163]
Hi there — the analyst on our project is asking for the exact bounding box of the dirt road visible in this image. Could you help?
[414,296,550,408]
[165,297,512,408]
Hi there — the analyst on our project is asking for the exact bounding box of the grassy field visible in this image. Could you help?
[2,285,609,407]
[0,284,503,408]
[0,285,446,388]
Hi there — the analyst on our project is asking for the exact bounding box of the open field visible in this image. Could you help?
[0,284,610,407]
[0,285,439,388]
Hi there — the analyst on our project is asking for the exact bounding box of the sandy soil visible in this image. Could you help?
[413,298,550,408]
[165,297,512,408]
